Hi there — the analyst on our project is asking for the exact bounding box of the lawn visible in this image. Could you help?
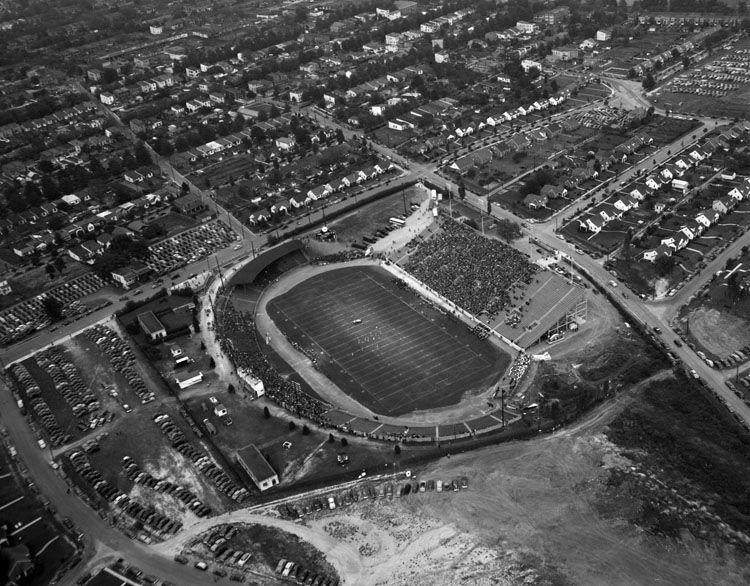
[267,265,508,416]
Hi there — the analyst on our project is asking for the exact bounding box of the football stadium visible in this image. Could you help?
[215,218,587,442]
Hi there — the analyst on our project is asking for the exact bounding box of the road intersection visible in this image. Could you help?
[0,77,748,586]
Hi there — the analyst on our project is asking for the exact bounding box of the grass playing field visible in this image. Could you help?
[267,265,508,416]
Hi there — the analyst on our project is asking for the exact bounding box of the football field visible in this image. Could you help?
[267,266,508,416]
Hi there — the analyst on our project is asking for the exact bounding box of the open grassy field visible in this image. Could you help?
[268,265,508,416]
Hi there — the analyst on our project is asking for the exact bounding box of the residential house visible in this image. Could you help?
[523,193,548,209]
[578,215,603,233]
[174,194,205,215]
[540,184,567,199]
[275,136,296,151]
[645,176,662,191]
[729,183,750,201]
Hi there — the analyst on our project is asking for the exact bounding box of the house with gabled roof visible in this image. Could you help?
[523,193,548,209]
[578,215,603,233]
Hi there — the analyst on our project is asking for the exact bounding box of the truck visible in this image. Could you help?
[203,419,217,436]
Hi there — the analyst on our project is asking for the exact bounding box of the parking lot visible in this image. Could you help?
[0,272,106,345]
[146,221,238,275]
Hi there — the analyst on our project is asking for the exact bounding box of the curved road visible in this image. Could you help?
[0,74,746,586]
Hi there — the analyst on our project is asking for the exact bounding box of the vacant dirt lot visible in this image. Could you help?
[688,306,750,357]
[229,374,746,585]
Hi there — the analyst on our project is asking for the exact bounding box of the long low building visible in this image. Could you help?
[236,444,279,491]
[175,371,203,390]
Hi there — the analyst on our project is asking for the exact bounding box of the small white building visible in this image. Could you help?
[176,371,203,390]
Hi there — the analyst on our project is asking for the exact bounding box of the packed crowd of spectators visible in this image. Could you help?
[213,296,330,424]
[404,219,536,318]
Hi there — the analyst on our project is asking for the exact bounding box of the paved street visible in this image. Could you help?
[0,69,746,586]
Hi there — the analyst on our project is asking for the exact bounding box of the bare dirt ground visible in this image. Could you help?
[150,372,749,585]
[687,306,750,357]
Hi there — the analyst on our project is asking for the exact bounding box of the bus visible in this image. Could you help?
[389,217,406,227]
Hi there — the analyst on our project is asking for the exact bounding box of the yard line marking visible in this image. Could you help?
[11,515,42,536]
[0,495,24,511]
[269,266,501,415]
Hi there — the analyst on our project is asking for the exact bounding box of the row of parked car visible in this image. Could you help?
[147,220,238,274]
[84,324,155,404]
[275,558,338,586]
[0,272,105,345]
[68,450,182,537]
[152,413,248,502]
[36,347,106,431]
[279,476,470,519]
[9,362,69,446]
[122,455,212,517]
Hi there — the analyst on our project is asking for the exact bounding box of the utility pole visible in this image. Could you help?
[501,389,505,428]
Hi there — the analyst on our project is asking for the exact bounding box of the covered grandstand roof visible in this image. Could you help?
[228,239,304,287]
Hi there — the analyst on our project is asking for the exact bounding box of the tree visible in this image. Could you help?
[655,254,676,277]
[642,73,656,91]
[135,141,152,165]
[302,425,310,435]
[228,384,236,393]
[288,421,296,431]
[53,256,66,274]
[263,406,271,418]
[42,296,63,322]
[40,174,59,200]
[340,437,348,447]
[394,444,401,455]
[458,181,466,200]
[728,270,744,301]
[328,433,335,443]
[209,357,216,368]
[45,263,56,280]
[682,55,690,69]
